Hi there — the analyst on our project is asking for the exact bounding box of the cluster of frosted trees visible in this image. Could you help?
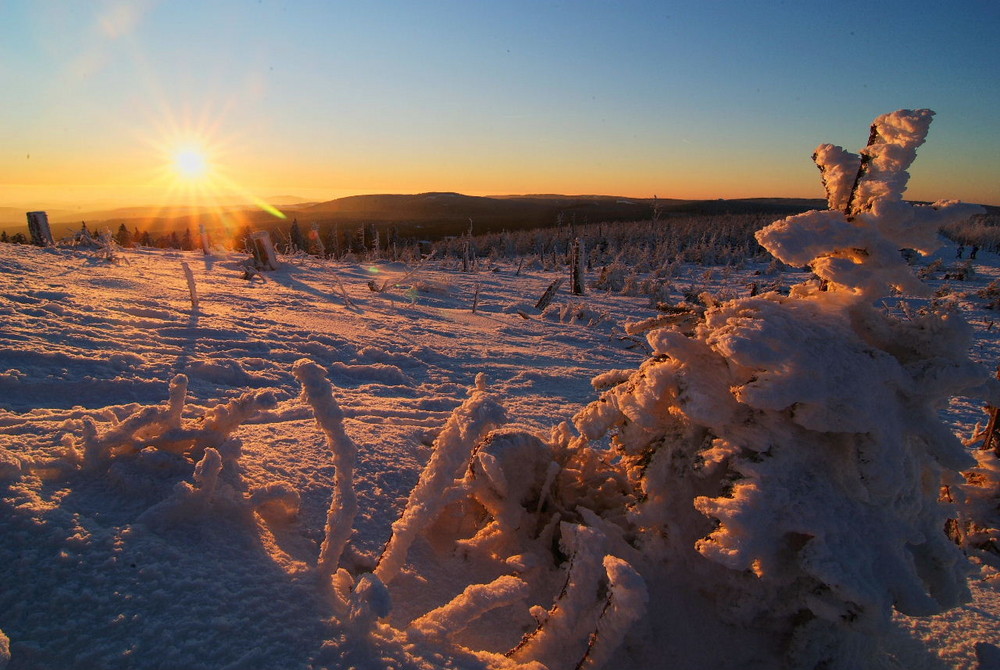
[942,212,1000,253]
[429,213,775,271]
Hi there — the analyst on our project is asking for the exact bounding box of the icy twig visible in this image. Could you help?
[508,525,607,669]
[378,250,437,293]
[201,389,277,438]
[375,373,507,585]
[408,575,529,640]
[574,556,647,670]
[81,375,190,463]
[293,359,359,577]
[334,275,356,308]
[181,261,199,310]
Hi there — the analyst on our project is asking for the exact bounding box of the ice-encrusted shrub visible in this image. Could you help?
[540,302,609,328]
[67,374,277,474]
[592,261,629,292]
[568,110,993,668]
[0,375,287,531]
[620,273,667,299]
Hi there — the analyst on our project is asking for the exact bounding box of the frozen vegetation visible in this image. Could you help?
[2,110,1000,669]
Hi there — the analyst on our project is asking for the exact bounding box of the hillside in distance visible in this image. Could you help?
[4,192,843,241]
[296,192,833,239]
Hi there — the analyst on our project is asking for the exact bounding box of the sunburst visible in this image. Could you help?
[172,146,209,181]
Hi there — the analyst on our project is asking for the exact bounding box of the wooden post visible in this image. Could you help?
[26,211,54,247]
[535,278,564,311]
[250,230,279,270]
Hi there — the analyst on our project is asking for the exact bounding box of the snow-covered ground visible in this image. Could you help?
[1,238,998,669]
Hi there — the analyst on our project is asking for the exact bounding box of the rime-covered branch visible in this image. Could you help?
[293,359,359,577]
[375,373,507,585]
[408,575,529,641]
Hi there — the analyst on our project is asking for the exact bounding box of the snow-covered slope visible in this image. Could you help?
[1,240,998,669]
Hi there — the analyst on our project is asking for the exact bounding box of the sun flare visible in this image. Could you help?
[146,114,286,219]
[172,146,209,180]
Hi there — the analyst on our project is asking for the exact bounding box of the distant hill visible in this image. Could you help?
[16,192,996,243]
[293,192,833,240]
[299,192,652,236]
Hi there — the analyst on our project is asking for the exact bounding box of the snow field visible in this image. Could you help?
[1,235,997,669]
[2,109,1000,669]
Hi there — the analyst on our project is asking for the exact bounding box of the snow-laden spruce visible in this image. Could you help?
[571,109,993,668]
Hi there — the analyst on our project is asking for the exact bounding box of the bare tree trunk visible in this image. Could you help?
[571,238,586,295]
[536,278,564,311]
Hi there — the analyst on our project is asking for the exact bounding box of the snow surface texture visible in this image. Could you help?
[2,109,1000,669]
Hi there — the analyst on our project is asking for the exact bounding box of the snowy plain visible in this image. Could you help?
[0,235,999,670]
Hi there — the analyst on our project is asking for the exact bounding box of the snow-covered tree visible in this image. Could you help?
[571,109,992,668]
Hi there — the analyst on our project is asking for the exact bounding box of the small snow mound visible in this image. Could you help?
[185,358,252,385]
[108,352,145,370]
[328,362,415,387]
[250,481,301,523]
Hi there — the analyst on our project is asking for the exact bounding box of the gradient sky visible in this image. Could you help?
[2,0,998,210]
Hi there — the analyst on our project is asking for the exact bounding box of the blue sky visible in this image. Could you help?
[2,0,998,207]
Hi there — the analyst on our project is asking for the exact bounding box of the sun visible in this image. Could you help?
[172,146,209,180]
[144,110,286,219]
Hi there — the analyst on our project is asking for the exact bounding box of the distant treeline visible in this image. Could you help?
[0,223,201,250]
[2,193,831,248]
[6,200,993,270]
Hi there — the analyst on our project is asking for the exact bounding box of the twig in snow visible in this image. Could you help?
[334,275,356,308]
[374,374,506,585]
[293,359,359,577]
[181,261,199,310]
[377,250,437,293]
